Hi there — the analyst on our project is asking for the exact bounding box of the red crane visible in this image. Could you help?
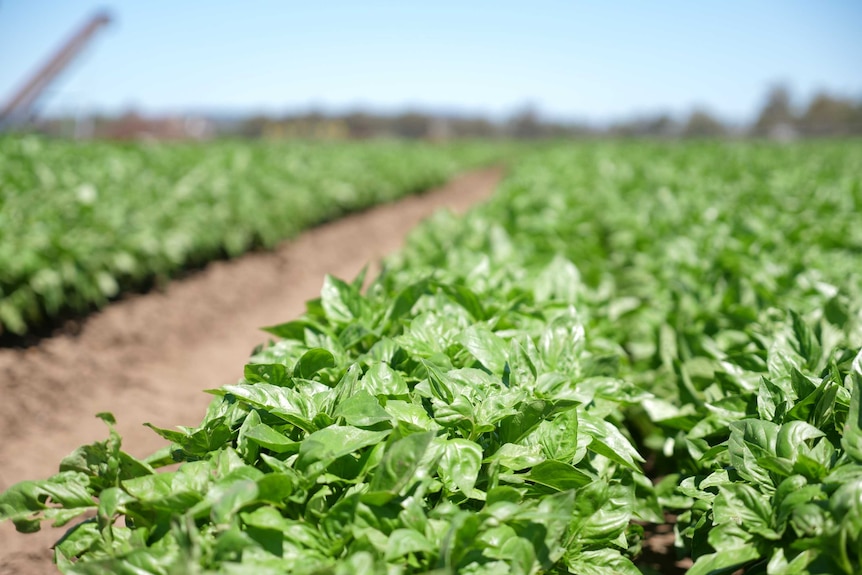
[0,11,111,128]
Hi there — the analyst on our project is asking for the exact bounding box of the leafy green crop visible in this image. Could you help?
[0,137,502,335]
[0,266,652,574]
[2,141,861,574]
[385,141,862,574]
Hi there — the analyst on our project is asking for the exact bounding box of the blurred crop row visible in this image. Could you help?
[0,137,504,335]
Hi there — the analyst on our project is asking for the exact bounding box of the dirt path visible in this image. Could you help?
[0,167,503,574]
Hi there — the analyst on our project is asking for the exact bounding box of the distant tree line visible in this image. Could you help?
[750,87,862,138]
[31,86,862,141]
[232,87,862,140]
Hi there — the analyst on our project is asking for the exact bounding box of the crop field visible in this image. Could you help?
[2,140,862,574]
[0,137,501,336]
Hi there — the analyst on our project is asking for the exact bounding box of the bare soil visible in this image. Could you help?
[0,167,503,574]
[637,514,695,575]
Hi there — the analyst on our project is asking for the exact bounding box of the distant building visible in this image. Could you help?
[98,112,215,141]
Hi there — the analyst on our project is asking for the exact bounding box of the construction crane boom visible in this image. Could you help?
[0,11,111,127]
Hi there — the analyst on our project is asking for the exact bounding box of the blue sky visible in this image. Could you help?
[1,1,860,123]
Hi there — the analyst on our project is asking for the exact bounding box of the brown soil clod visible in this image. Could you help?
[636,514,694,575]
